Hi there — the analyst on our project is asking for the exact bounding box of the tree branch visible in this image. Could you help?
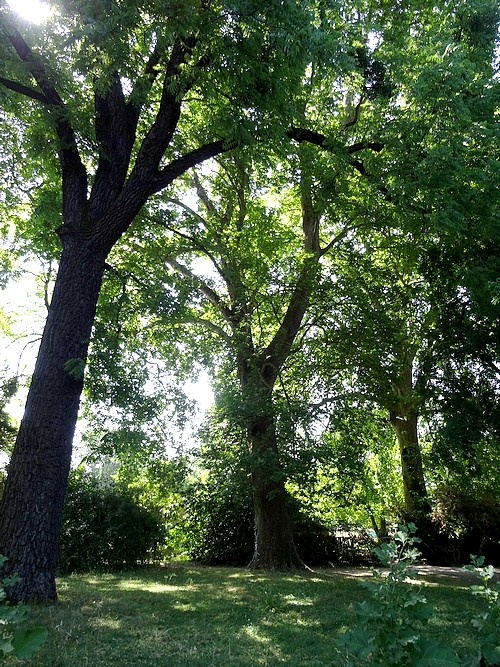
[319,226,351,258]
[287,127,384,154]
[153,207,227,281]
[151,139,235,194]
[0,76,48,103]
[2,22,88,226]
[181,314,231,343]
[164,256,233,323]
[132,39,198,176]
[192,171,217,216]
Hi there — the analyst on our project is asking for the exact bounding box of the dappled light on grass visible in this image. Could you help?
[26,565,487,667]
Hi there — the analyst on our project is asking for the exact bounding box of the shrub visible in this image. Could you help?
[465,554,500,666]
[336,524,500,666]
[58,471,165,573]
[184,481,255,566]
[431,484,500,565]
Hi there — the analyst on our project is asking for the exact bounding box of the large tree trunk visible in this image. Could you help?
[0,240,106,601]
[389,411,430,518]
[240,376,303,570]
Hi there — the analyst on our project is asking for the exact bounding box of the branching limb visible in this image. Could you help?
[152,209,227,281]
[151,139,234,194]
[181,314,232,343]
[287,127,384,154]
[192,171,217,216]
[2,22,88,225]
[164,256,233,323]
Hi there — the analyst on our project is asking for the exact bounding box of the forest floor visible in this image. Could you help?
[21,563,495,667]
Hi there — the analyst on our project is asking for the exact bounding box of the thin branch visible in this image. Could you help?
[181,314,231,343]
[152,210,227,281]
[129,44,162,114]
[162,197,208,227]
[318,225,352,258]
[164,256,233,323]
[192,172,217,216]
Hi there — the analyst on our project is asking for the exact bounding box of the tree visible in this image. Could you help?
[283,0,500,523]
[75,0,498,565]
[316,229,434,518]
[0,0,315,600]
[92,148,356,568]
[1,0,497,597]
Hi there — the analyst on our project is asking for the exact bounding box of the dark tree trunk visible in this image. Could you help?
[389,411,430,518]
[240,378,304,570]
[0,240,106,601]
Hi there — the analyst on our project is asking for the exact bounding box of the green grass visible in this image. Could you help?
[19,565,484,667]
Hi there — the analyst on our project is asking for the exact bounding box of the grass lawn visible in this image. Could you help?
[21,565,484,666]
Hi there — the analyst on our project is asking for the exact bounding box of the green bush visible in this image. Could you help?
[58,471,165,573]
[336,524,500,667]
[336,524,460,666]
[184,481,255,565]
[431,484,500,565]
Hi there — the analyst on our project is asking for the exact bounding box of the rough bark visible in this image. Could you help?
[0,240,107,601]
[389,410,430,518]
[242,384,304,571]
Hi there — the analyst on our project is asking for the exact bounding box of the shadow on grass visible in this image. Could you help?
[26,565,484,667]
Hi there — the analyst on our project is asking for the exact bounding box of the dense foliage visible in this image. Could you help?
[58,471,165,573]
[0,555,47,660]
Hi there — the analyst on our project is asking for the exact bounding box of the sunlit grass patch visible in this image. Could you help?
[23,564,484,667]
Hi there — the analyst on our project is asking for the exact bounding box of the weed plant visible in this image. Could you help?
[0,555,47,661]
[336,525,500,667]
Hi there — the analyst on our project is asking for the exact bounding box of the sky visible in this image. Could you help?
[7,0,51,23]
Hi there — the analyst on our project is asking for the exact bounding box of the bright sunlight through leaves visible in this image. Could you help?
[7,0,51,23]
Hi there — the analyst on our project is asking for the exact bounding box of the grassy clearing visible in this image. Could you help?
[20,565,484,667]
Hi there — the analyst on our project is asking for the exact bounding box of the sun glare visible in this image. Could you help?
[7,0,51,24]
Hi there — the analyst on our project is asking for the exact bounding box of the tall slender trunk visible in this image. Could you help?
[389,411,430,518]
[386,348,430,519]
[0,241,106,601]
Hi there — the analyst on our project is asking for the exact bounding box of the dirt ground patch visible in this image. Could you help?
[327,564,500,585]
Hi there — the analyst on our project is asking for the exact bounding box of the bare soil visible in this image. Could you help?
[327,564,500,585]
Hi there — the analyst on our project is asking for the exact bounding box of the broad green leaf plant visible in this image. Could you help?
[0,556,47,661]
[464,555,500,666]
[337,523,460,666]
[336,525,500,667]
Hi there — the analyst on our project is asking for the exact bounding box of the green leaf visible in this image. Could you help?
[1,573,21,588]
[64,358,86,380]
[355,599,381,618]
[405,599,434,621]
[10,627,48,660]
[336,627,374,659]
[480,640,500,665]
[414,639,462,666]
[0,638,14,655]
[0,604,30,624]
